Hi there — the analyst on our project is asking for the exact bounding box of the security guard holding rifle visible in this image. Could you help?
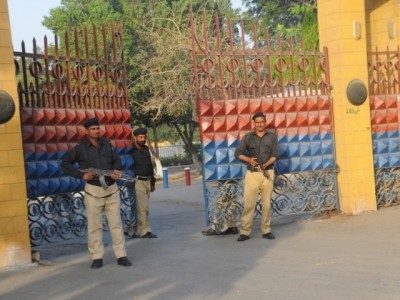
[61,117,132,269]
[234,112,279,242]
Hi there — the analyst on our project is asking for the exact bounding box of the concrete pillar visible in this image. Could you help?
[318,0,377,214]
[0,0,31,268]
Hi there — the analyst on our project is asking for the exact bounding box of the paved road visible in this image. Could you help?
[1,176,400,300]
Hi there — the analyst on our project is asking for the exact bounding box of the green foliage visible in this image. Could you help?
[242,0,318,50]
[145,123,199,144]
[160,155,192,167]
[42,0,122,60]
[43,0,121,33]
[40,0,319,169]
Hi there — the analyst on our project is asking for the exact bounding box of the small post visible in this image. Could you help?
[162,167,169,188]
[184,167,191,186]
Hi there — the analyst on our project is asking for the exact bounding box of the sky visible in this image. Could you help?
[8,0,243,50]
[8,0,61,50]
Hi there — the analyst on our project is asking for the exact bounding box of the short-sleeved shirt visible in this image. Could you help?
[61,138,121,187]
[234,131,279,170]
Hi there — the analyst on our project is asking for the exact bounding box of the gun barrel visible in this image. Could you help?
[80,168,137,182]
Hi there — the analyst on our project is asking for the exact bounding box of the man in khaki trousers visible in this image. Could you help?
[61,117,132,269]
[128,127,158,239]
[234,112,279,242]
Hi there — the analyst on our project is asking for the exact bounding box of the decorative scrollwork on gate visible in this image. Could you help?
[375,167,400,206]
[29,185,135,247]
[29,192,86,246]
[206,180,243,232]
[205,170,337,227]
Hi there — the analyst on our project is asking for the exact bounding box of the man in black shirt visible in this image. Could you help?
[61,117,131,269]
[130,127,157,238]
[234,112,279,242]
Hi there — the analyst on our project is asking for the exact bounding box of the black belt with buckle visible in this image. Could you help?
[136,176,152,181]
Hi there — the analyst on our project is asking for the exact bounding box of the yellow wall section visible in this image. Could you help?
[365,0,400,50]
[318,0,377,214]
[0,0,31,268]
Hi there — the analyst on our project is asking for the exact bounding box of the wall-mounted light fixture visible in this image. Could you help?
[0,90,15,124]
[388,20,396,39]
[352,20,361,40]
[346,79,368,106]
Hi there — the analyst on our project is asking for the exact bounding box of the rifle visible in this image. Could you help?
[253,139,271,180]
[79,167,137,189]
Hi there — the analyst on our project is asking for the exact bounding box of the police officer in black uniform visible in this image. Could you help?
[129,127,158,238]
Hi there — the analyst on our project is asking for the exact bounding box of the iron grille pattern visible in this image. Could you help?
[29,185,135,246]
[375,167,400,206]
[14,22,128,109]
[189,8,331,101]
[189,7,338,222]
[205,170,336,228]
[14,22,136,246]
[370,93,400,207]
[368,47,400,96]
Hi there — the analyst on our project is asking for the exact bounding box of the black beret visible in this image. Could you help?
[83,117,100,128]
[133,127,147,136]
[252,112,265,120]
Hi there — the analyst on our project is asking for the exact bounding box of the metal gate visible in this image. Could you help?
[14,22,136,246]
[189,8,338,228]
[368,48,400,206]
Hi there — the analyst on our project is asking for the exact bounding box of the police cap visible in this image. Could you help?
[133,127,147,136]
[83,117,100,128]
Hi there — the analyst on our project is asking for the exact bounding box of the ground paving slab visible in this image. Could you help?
[1,175,400,300]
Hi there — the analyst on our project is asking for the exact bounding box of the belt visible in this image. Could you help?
[136,176,152,181]
[85,189,118,199]
[249,166,274,172]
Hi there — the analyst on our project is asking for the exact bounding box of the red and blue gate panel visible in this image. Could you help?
[21,108,134,198]
[199,96,335,180]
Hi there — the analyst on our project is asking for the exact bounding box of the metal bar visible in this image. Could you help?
[74,28,84,108]
[93,25,100,109]
[111,22,118,108]
[65,31,72,108]
[44,36,52,107]
[83,27,93,108]
[189,5,200,102]
[21,41,29,107]
[215,12,224,100]
[118,21,128,109]
[102,23,111,109]
[240,21,249,99]
[54,35,62,108]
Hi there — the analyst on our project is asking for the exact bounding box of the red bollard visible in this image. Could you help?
[184,167,191,186]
